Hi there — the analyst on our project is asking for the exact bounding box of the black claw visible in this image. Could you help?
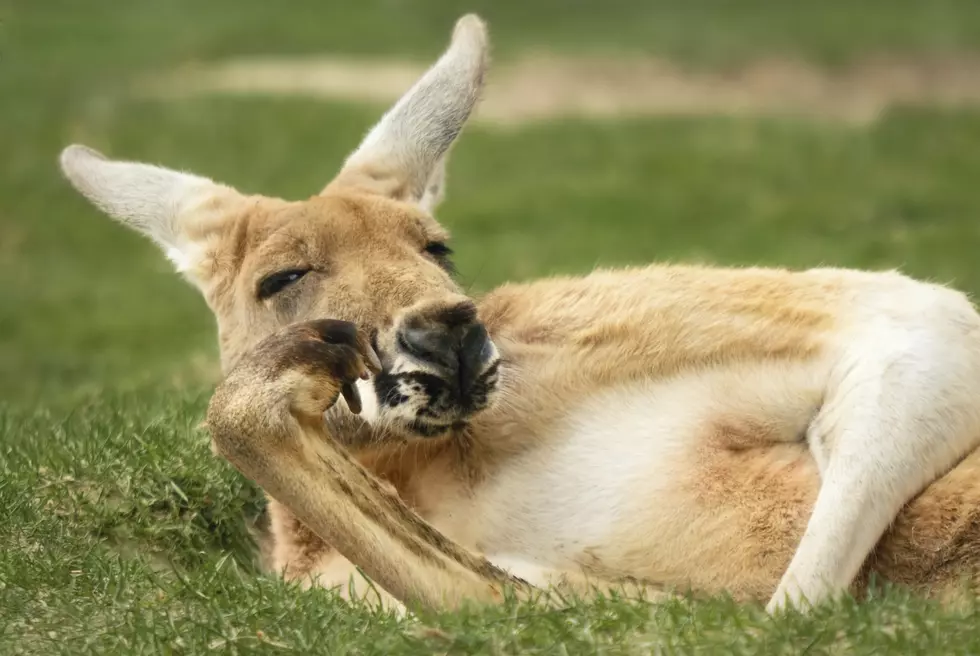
[341,381,362,414]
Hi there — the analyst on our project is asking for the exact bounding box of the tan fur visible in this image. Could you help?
[59,15,980,614]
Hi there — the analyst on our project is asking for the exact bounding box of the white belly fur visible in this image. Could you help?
[451,361,829,578]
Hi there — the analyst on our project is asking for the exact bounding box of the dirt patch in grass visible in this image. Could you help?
[143,53,980,125]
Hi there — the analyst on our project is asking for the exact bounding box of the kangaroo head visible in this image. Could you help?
[59,15,500,438]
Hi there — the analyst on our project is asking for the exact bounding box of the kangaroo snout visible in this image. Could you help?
[397,302,494,395]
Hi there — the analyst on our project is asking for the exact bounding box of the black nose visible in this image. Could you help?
[398,322,492,390]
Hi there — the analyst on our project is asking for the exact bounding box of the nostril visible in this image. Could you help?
[458,323,492,391]
[460,324,490,363]
[398,327,457,370]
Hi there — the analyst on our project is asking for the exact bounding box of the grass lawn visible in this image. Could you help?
[5,1,980,653]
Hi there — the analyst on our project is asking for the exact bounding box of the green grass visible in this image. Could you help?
[5,1,980,653]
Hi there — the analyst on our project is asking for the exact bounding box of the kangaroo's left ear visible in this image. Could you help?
[59,144,244,283]
[326,14,489,213]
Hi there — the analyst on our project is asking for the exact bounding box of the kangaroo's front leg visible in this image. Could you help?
[769,291,980,612]
[206,318,528,612]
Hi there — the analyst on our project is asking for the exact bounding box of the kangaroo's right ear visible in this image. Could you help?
[59,144,242,279]
[327,14,489,213]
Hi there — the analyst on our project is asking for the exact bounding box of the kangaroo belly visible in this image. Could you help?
[425,355,980,600]
[443,361,827,599]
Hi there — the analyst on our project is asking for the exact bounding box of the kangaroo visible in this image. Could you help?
[59,14,980,615]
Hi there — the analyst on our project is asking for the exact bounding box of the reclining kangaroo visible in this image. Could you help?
[60,15,980,614]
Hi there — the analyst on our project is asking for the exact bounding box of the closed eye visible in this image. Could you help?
[423,241,456,275]
[424,242,452,257]
[257,268,311,300]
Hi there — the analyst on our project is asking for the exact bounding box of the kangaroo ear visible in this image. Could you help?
[418,157,447,213]
[328,14,488,211]
[59,144,240,277]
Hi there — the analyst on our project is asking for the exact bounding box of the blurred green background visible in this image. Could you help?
[6,2,980,652]
[7,0,980,404]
